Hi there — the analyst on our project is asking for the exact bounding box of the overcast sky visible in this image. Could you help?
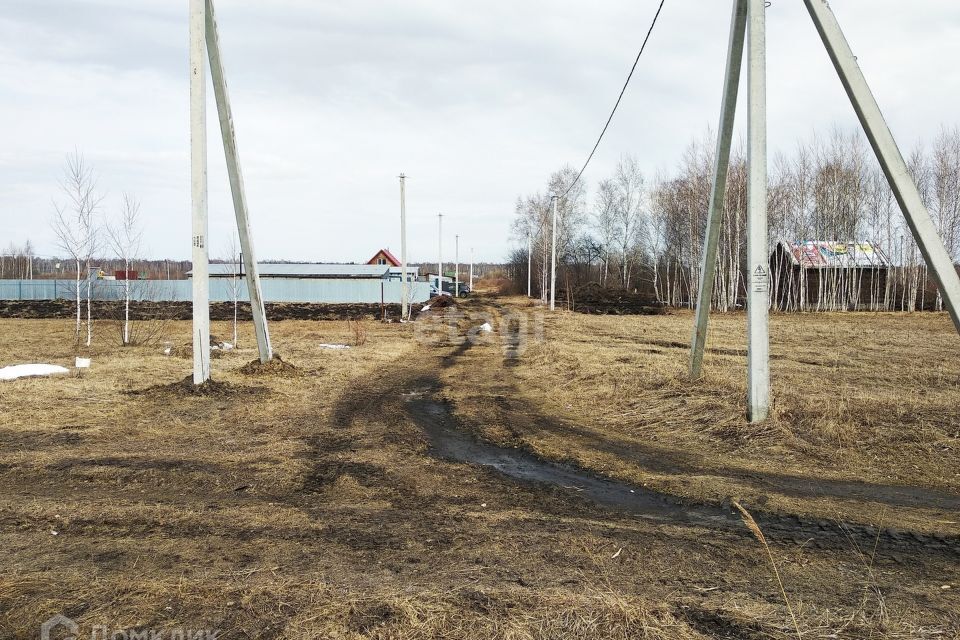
[2,1,959,263]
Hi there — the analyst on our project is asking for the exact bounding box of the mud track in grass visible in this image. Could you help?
[404,381,960,556]
[329,307,960,561]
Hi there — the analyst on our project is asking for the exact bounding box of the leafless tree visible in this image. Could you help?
[508,124,960,314]
[51,152,102,346]
[222,233,242,347]
[511,166,587,301]
[611,154,649,289]
[1,241,35,279]
[592,179,618,286]
[106,193,143,345]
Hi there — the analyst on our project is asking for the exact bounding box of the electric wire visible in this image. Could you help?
[558,0,666,199]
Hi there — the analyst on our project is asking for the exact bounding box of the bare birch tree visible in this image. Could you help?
[52,152,102,346]
[592,179,618,286]
[106,193,142,345]
[507,124,960,312]
[222,233,242,348]
[612,155,648,289]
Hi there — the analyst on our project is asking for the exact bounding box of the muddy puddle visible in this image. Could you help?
[404,390,960,557]
[406,394,733,528]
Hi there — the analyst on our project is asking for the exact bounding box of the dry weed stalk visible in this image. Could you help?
[348,319,368,346]
[733,500,803,640]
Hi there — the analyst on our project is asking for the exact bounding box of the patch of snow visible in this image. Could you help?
[221,342,234,351]
[0,364,71,381]
[75,357,91,369]
[163,347,172,356]
[420,304,431,312]
[479,322,493,333]
[318,344,351,350]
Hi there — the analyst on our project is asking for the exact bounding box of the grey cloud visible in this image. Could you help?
[0,1,957,262]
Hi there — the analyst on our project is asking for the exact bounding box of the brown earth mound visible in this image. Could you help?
[423,295,456,310]
[128,375,267,398]
[238,354,302,377]
[165,336,230,359]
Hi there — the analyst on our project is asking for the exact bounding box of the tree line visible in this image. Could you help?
[509,126,960,312]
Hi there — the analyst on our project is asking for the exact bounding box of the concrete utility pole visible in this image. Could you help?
[745,0,770,422]
[550,195,558,311]
[690,0,747,380]
[205,0,272,364]
[527,235,532,298]
[455,234,460,297]
[691,0,960,423]
[190,0,210,384]
[399,173,408,319]
[437,214,443,290]
[803,0,960,333]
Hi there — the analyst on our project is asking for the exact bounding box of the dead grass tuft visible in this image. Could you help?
[733,500,802,640]
[348,319,368,346]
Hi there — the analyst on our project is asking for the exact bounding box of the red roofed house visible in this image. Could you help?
[367,248,401,267]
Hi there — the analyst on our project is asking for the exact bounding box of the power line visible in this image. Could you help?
[560,0,666,198]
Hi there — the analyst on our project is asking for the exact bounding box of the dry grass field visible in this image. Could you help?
[0,300,958,638]
[444,300,960,534]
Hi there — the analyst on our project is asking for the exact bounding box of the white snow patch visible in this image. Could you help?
[221,342,234,351]
[420,304,431,312]
[75,357,91,369]
[318,344,351,350]
[0,364,71,381]
[479,322,493,333]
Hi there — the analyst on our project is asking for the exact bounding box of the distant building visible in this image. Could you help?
[367,248,401,267]
[193,263,396,280]
[770,240,890,311]
[183,262,430,303]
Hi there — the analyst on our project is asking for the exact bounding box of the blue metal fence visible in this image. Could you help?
[0,279,432,304]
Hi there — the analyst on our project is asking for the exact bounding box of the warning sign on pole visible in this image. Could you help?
[752,264,769,293]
